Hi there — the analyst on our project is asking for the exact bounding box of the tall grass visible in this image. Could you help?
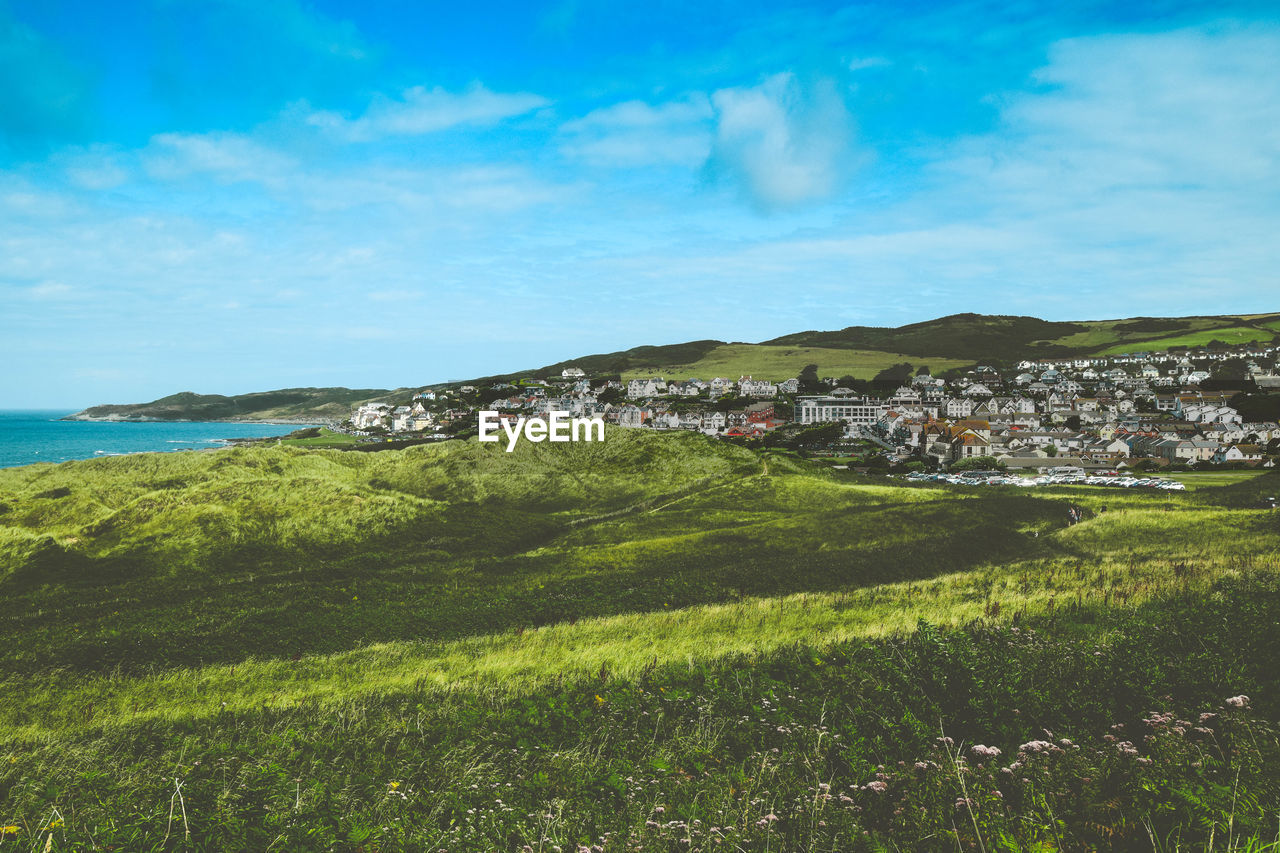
[0,438,1278,849]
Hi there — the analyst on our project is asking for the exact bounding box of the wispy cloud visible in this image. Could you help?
[26,280,74,300]
[5,3,1280,407]
[307,84,549,142]
[142,132,296,184]
[560,96,713,167]
[707,72,861,210]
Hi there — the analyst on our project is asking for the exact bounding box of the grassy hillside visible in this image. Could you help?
[65,387,410,422]
[619,343,973,382]
[495,311,1279,386]
[764,312,1280,363]
[66,313,1280,418]
[1095,324,1277,355]
[2,434,1280,848]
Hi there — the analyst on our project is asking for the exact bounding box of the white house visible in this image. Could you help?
[738,376,778,397]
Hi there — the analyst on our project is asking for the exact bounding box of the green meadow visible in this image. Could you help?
[1096,325,1277,355]
[1,431,1279,850]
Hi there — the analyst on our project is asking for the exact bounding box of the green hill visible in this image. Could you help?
[66,313,1280,415]
[1,435,1279,848]
[763,312,1280,362]
[64,386,410,422]
[480,311,1280,386]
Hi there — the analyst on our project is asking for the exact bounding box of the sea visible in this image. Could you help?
[0,410,316,469]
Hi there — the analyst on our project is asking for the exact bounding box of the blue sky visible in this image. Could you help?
[2,0,1279,407]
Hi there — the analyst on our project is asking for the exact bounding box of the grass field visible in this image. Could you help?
[1033,316,1224,350]
[1096,325,1277,355]
[620,343,973,381]
[1,433,1279,849]
[1160,469,1273,489]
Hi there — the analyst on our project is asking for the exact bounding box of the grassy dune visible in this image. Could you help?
[1,435,1279,849]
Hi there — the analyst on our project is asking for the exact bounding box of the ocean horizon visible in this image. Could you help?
[0,410,316,469]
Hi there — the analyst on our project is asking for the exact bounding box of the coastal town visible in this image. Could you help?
[346,343,1280,472]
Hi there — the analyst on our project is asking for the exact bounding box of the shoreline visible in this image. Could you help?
[0,417,330,470]
[60,415,332,425]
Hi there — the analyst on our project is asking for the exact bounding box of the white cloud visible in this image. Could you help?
[54,146,130,190]
[847,56,889,72]
[560,96,714,167]
[27,280,73,299]
[708,72,860,210]
[969,25,1280,197]
[143,132,296,184]
[932,24,1280,292]
[307,84,549,142]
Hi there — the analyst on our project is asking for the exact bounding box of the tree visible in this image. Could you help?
[1231,392,1280,422]
[872,363,913,385]
[951,455,1007,472]
[797,364,822,394]
[1064,415,1081,431]
[1212,358,1250,381]
[1046,444,1059,457]
[761,422,843,450]
[596,386,624,406]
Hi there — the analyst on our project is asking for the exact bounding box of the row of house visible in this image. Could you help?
[347,343,1280,468]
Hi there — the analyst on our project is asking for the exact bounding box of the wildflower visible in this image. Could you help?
[1136,757,1153,766]
[970,744,1002,760]
[1116,741,1139,757]
[388,781,400,790]
[1225,695,1250,709]
[864,780,887,793]
[1,826,18,835]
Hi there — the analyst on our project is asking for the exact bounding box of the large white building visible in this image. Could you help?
[794,396,888,425]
